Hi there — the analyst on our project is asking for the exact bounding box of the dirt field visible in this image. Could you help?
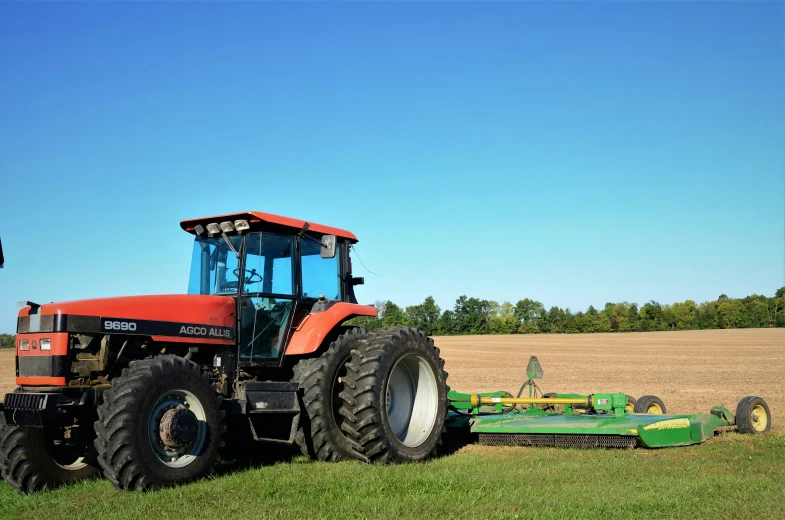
[1,329,783,431]
[0,349,13,398]
[434,328,784,431]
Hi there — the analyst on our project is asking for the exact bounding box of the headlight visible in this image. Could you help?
[18,339,29,351]
[40,338,51,351]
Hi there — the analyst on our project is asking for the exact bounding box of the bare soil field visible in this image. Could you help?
[1,329,782,431]
[434,328,784,431]
[0,349,13,398]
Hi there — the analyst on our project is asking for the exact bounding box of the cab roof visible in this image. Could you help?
[180,211,358,242]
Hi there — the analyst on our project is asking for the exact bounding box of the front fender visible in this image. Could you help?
[284,303,377,356]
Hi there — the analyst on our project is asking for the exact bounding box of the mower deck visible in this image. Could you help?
[465,410,732,448]
[444,356,761,450]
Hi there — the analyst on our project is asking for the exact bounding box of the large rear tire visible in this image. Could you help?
[291,327,368,461]
[94,355,225,491]
[340,326,448,463]
[0,414,98,494]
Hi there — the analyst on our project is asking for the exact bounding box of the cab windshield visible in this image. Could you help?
[187,233,296,296]
[187,236,243,295]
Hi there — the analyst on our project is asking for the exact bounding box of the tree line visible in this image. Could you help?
[0,334,14,349]
[348,288,785,336]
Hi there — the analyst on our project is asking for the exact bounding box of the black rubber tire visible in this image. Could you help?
[0,413,99,494]
[290,327,369,461]
[94,355,225,491]
[290,357,316,458]
[625,395,637,412]
[339,326,449,463]
[633,395,666,414]
[736,396,771,434]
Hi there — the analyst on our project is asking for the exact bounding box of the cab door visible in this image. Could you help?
[237,232,297,365]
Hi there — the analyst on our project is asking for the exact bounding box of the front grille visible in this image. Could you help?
[17,355,69,377]
[4,392,48,411]
[478,433,638,449]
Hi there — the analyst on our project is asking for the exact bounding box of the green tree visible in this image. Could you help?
[380,300,406,327]
[405,296,441,335]
[513,298,545,331]
[437,310,456,335]
[697,301,717,329]
[717,299,746,328]
[453,296,494,334]
[491,302,518,334]
[0,334,15,349]
[640,301,664,331]
[671,300,698,330]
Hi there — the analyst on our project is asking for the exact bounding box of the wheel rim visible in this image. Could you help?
[626,401,635,413]
[647,403,663,414]
[385,353,439,448]
[148,389,207,468]
[751,404,768,432]
[48,444,89,470]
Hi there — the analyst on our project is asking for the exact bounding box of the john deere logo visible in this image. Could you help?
[643,418,691,431]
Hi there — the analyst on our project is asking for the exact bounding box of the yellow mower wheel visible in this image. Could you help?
[625,395,637,412]
[736,396,771,434]
[633,395,666,414]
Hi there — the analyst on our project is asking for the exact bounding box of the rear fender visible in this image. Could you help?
[284,303,377,356]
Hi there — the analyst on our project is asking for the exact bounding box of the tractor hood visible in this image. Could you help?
[17,295,236,343]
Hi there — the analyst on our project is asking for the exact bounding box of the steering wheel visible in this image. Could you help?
[233,267,263,285]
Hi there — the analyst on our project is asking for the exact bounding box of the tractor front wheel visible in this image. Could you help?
[0,417,98,494]
[94,355,225,491]
[340,326,448,463]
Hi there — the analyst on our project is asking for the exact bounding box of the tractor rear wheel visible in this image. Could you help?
[291,327,369,461]
[0,415,98,494]
[633,395,666,414]
[340,326,448,463]
[736,396,771,434]
[94,355,225,491]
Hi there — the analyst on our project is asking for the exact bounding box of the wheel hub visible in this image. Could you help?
[159,407,198,449]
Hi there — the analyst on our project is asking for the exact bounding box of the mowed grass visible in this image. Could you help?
[2,433,784,520]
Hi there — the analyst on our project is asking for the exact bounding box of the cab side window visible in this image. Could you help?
[300,238,341,300]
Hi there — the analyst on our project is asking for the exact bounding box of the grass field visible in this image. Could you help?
[1,329,784,519]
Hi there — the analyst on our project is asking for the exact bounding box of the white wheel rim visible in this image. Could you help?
[148,389,207,468]
[45,432,89,471]
[386,354,439,448]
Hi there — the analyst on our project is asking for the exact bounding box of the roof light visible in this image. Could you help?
[194,224,205,236]
[234,220,250,232]
[206,223,220,236]
[219,221,234,233]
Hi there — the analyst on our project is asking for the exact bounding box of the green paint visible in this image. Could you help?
[447,390,738,448]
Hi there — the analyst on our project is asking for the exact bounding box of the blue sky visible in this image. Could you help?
[0,2,783,333]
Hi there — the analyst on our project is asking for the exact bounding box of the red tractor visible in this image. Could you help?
[0,211,448,493]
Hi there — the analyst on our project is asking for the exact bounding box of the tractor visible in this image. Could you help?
[0,211,449,493]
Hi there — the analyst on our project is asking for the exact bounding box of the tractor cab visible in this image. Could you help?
[181,211,364,368]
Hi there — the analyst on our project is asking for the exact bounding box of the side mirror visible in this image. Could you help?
[320,235,337,259]
[0,237,4,268]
